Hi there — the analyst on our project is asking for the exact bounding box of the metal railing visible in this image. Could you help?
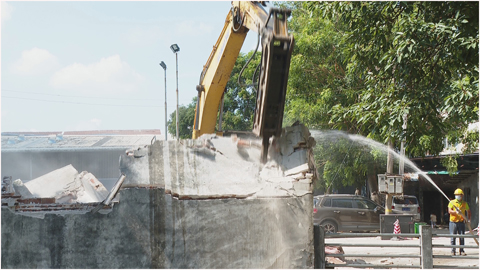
[430,233,479,269]
[314,225,479,269]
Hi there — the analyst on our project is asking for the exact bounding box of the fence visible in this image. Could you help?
[314,225,479,269]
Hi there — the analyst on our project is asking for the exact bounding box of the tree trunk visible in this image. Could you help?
[367,174,378,197]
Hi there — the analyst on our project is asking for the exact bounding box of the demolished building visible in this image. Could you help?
[2,165,117,218]
[1,124,317,268]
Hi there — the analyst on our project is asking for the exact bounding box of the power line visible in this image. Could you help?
[2,96,167,108]
[2,89,162,101]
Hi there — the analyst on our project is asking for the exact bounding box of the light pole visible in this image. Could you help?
[159,61,167,141]
[170,44,180,140]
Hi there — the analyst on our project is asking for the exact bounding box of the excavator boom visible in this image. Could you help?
[193,1,294,162]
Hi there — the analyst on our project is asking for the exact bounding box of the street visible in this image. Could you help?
[325,227,479,269]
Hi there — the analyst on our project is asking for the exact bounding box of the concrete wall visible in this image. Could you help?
[2,188,166,268]
[2,188,313,268]
[2,126,315,268]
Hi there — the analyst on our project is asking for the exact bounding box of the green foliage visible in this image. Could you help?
[284,1,478,189]
[441,155,459,176]
[462,129,479,153]
[167,52,260,138]
[313,131,388,193]
[167,97,197,139]
[219,51,260,131]
[315,1,479,156]
[283,1,356,130]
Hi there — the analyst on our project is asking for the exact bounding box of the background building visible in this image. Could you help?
[1,130,160,190]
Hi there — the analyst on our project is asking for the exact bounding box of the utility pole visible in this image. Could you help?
[159,61,167,141]
[399,114,408,175]
[175,52,179,140]
[385,139,394,214]
[170,44,180,140]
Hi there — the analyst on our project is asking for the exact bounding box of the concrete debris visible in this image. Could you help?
[120,123,317,200]
[1,164,114,218]
[325,246,347,265]
[326,256,346,265]
[13,179,33,198]
[1,176,15,194]
[23,164,109,203]
[325,245,344,255]
[345,259,368,265]
[126,146,148,158]
[285,163,310,176]
[380,260,394,265]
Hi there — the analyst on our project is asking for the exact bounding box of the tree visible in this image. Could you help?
[167,52,261,138]
[313,131,388,194]
[315,1,479,157]
[167,97,196,139]
[218,51,261,131]
[280,1,356,131]
[282,1,478,191]
[280,1,384,192]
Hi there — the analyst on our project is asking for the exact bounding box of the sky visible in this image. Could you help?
[1,0,262,138]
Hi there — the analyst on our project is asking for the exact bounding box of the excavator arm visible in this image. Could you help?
[192,1,294,162]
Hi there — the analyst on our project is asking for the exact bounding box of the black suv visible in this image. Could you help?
[313,194,385,233]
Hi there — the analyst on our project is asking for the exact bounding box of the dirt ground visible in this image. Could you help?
[325,227,479,269]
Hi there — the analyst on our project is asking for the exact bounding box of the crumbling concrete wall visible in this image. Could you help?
[2,188,166,268]
[2,124,315,268]
[2,188,312,268]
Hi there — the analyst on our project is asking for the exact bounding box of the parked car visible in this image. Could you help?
[391,195,421,221]
[313,194,385,233]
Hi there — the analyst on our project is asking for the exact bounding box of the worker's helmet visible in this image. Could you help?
[454,188,464,195]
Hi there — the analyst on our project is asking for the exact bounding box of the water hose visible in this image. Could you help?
[423,174,479,246]
[452,205,479,246]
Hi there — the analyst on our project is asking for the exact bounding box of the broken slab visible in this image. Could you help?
[22,164,109,204]
[120,123,317,199]
[24,164,79,198]
[12,179,33,198]
[3,165,114,218]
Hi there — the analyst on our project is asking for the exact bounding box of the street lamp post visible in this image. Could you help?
[170,44,180,140]
[159,61,167,141]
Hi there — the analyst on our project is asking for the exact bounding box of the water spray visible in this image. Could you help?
[311,130,479,245]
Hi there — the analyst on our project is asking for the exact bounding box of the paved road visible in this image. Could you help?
[325,227,479,269]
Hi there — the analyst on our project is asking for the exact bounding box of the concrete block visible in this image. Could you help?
[79,172,109,202]
[21,164,109,204]
[285,163,310,176]
[12,179,33,198]
[24,164,78,198]
[282,149,309,170]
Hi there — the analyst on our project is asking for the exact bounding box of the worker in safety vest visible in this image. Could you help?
[447,188,471,256]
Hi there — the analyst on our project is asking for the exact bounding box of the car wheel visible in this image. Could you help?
[321,221,338,234]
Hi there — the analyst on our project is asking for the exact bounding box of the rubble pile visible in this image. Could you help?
[1,164,112,218]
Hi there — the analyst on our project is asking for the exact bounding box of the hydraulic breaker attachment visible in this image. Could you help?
[253,8,294,163]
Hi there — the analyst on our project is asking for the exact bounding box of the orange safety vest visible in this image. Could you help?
[448,199,469,222]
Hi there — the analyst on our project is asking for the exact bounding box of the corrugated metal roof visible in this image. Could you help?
[1,129,161,136]
[1,134,158,150]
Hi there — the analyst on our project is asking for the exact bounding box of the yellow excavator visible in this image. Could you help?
[192,1,294,162]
